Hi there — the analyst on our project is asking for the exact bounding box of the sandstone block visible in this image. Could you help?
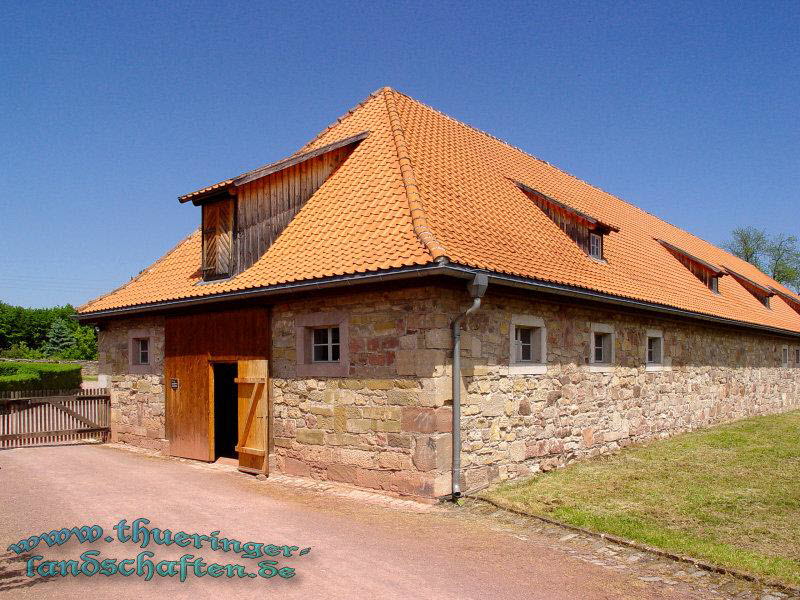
[401,407,452,433]
[412,434,452,471]
[425,328,452,349]
[296,429,325,445]
[327,463,358,485]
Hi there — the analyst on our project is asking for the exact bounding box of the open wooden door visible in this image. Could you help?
[236,359,269,474]
[165,307,269,462]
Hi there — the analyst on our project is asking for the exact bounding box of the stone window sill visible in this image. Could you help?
[587,364,614,373]
[645,364,672,372]
[508,364,548,375]
[297,361,349,378]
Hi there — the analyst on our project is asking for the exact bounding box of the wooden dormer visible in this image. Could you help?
[771,287,800,316]
[658,239,724,293]
[184,132,368,281]
[725,267,775,308]
[516,181,618,261]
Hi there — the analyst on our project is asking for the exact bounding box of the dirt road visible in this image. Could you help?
[0,444,707,599]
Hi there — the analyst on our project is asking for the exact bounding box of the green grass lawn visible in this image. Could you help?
[484,411,800,586]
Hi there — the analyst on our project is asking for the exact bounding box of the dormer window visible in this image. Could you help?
[657,239,724,293]
[589,233,603,259]
[770,287,800,316]
[183,132,367,282]
[724,267,775,308]
[201,197,235,280]
[517,182,618,261]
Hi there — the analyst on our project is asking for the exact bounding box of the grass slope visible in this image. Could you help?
[485,411,800,585]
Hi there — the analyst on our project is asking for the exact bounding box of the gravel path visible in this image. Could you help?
[0,444,789,599]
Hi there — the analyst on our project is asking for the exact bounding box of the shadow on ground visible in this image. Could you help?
[0,552,52,593]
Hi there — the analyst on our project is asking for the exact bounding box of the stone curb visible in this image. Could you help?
[470,494,800,596]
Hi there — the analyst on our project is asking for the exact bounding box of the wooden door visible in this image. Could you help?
[165,316,213,461]
[236,359,269,474]
[165,307,269,462]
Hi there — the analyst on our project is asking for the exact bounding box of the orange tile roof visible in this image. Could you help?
[78,88,800,335]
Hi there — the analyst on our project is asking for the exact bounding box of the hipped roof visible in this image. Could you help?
[78,88,800,336]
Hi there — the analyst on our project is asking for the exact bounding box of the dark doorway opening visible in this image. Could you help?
[213,363,238,459]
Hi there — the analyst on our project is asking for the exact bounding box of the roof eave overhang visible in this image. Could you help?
[76,264,800,339]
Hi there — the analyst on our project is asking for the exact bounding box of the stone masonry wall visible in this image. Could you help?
[97,281,800,500]
[97,316,167,452]
[271,285,458,498]
[453,288,800,492]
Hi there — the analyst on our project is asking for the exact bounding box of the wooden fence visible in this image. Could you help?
[0,388,110,449]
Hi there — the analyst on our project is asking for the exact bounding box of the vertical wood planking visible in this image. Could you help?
[230,143,358,276]
[0,389,110,448]
[164,308,269,462]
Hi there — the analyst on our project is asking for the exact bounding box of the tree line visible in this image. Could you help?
[0,302,97,360]
[723,227,800,292]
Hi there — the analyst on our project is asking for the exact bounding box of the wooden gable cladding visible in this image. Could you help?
[233,142,358,274]
[202,198,235,279]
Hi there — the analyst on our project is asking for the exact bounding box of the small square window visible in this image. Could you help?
[134,338,149,365]
[514,326,542,363]
[593,332,611,364]
[647,336,662,364]
[509,316,547,374]
[312,327,340,363]
[589,232,603,259]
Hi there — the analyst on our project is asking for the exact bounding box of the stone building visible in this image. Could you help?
[79,88,800,500]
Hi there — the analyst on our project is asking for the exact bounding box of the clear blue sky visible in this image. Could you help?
[2,0,798,308]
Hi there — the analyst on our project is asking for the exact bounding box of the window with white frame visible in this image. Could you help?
[589,323,615,366]
[646,331,663,365]
[133,338,149,365]
[295,312,349,377]
[589,232,603,260]
[312,327,340,363]
[509,315,547,374]
[782,346,790,367]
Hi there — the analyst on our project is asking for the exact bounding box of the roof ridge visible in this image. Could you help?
[382,89,448,262]
[386,88,604,190]
[77,229,200,312]
[293,87,389,156]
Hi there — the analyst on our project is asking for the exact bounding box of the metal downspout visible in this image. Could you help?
[451,274,488,501]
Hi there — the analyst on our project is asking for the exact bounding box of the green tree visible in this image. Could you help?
[42,318,76,357]
[764,233,800,291]
[60,326,97,360]
[723,227,769,271]
[724,228,800,292]
[0,302,97,359]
